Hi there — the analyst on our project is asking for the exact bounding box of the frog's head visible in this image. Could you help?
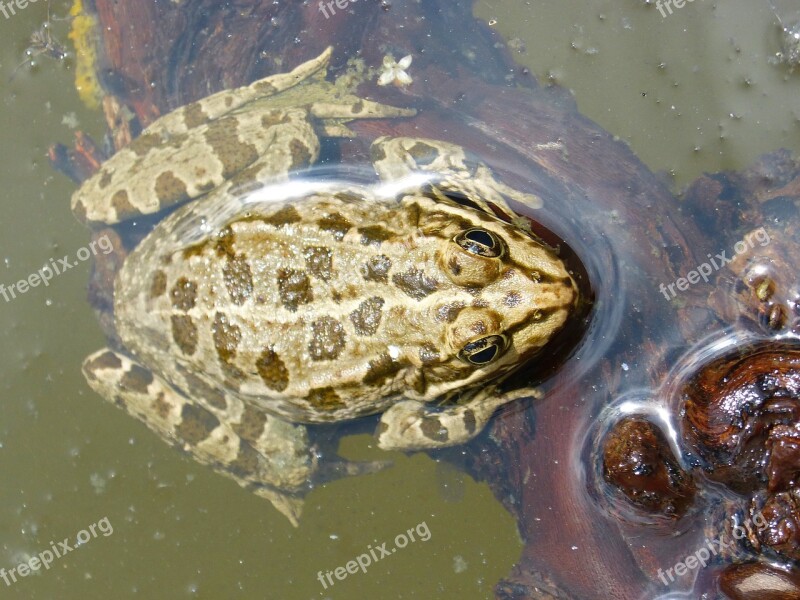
[413,197,579,394]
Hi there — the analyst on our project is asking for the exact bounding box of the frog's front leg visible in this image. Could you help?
[370,136,543,229]
[81,348,314,526]
[376,386,541,451]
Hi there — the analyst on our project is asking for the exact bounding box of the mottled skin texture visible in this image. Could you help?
[118,192,573,424]
[75,49,578,525]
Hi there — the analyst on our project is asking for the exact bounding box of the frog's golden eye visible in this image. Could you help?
[454,228,505,259]
[458,334,508,365]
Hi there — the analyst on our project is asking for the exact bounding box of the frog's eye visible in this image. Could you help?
[454,228,505,259]
[458,334,508,365]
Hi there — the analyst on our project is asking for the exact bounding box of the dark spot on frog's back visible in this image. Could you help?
[223,254,254,305]
[350,297,385,336]
[420,416,449,443]
[182,102,208,129]
[392,268,439,300]
[361,255,392,282]
[289,138,312,170]
[171,314,198,356]
[317,212,352,241]
[111,189,136,216]
[261,111,291,127]
[85,350,122,375]
[370,144,387,162]
[204,117,259,178]
[127,132,164,157]
[170,277,197,311]
[154,171,190,205]
[304,246,333,281]
[307,387,345,411]
[308,317,347,361]
[408,142,440,166]
[151,393,172,419]
[363,352,403,387]
[358,225,393,247]
[177,367,227,410]
[419,344,440,364]
[463,409,477,435]
[150,270,167,298]
[233,404,268,443]
[255,347,289,392]
[212,312,241,364]
[72,199,88,224]
[254,80,277,95]
[176,404,220,445]
[436,302,465,323]
[120,364,154,394]
[215,226,236,258]
[229,441,261,478]
[261,205,301,227]
[97,169,113,189]
[277,269,313,311]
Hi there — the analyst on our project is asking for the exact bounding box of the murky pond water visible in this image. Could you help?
[0,1,797,599]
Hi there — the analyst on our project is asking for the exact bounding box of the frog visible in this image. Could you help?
[73,47,580,525]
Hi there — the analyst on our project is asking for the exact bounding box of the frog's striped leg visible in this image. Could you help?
[370,136,543,230]
[145,47,335,138]
[376,386,541,451]
[81,348,313,526]
[71,46,415,227]
[72,104,326,226]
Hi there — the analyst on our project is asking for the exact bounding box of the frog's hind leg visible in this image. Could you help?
[81,348,314,526]
[376,387,541,451]
[146,47,337,138]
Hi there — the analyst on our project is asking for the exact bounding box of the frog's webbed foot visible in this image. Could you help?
[376,386,541,451]
[370,136,543,227]
[81,348,315,526]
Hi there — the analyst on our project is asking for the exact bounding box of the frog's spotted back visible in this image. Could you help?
[114,188,576,428]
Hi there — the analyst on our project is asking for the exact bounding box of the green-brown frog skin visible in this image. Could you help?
[117,192,575,423]
[75,48,579,524]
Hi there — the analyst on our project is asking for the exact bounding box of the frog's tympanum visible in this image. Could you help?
[74,48,579,524]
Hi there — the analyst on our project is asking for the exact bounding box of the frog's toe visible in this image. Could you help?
[377,389,541,451]
[252,487,304,528]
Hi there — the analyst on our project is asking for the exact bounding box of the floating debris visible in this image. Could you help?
[9,1,70,81]
[377,54,413,87]
[769,0,800,72]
